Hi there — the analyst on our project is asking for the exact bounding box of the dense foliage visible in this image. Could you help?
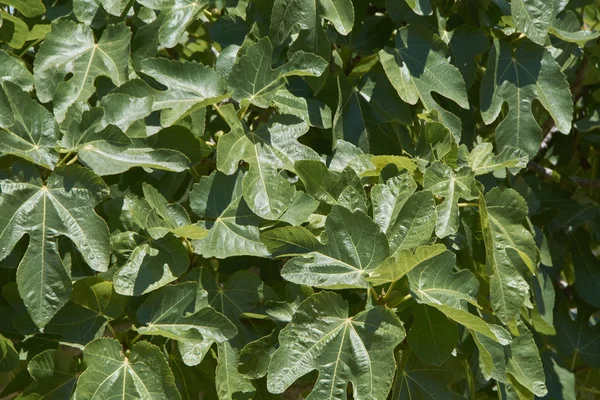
[1,0,600,398]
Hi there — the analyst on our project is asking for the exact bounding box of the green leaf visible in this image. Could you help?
[386,191,436,257]
[0,165,109,327]
[238,330,278,379]
[386,0,431,17]
[407,249,512,344]
[506,323,548,396]
[19,349,79,399]
[554,299,600,369]
[379,25,469,139]
[366,244,446,286]
[216,341,256,400]
[100,93,153,132]
[270,0,354,42]
[0,334,18,372]
[216,106,310,220]
[75,338,181,399]
[44,300,107,347]
[269,0,353,89]
[136,282,237,343]
[112,232,189,296]
[391,350,465,399]
[407,305,457,366]
[267,291,405,399]
[196,267,276,344]
[474,322,548,397]
[371,172,418,233]
[73,0,124,25]
[0,11,29,49]
[71,277,126,320]
[458,143,528,176]
[136,0,209,48]
[424,161,477,238]
[229,37,328,108]
[1,0,45,17]
[281,205,390,289]
[549,11,600,45]
[479,187,537,324]
[261,226,320,257]
[142,182,200,239]
[480,39,573,157]
[511,0,555,45]
[140,58,227,127]
[0,81,59,169]
[571,229,600,308]
[446,25,490,89]
[60,107,190,175]
[272,88,332,129]
[0,50,34,91]
[34,21,131,120]
[332,70,412,153]
[189,170,270,258]
[294,160,365,208]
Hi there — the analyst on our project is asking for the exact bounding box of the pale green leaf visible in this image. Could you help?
[458,143,528,176]
[407,249,512,344]
[60,107,190,175]
[366,244,446,286]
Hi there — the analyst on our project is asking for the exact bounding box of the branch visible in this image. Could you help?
[527,161,600,188]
